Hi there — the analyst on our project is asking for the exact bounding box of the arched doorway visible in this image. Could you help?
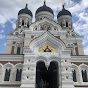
[36,61,59,88]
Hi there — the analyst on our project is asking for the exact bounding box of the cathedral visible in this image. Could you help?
[0,1,88,88]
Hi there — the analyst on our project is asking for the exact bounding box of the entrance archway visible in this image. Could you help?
[36,61,59,88]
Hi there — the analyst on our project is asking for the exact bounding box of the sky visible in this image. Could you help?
[0,0,88,55]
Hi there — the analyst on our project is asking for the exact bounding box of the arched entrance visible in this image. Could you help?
[36,61,59,88]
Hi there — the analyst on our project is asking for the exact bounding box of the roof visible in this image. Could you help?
[57,5,72,18]
[18,4,33,17]
[36,1,54,15]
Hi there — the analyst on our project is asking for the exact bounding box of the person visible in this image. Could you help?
[39,79,44,88]
[44,81,46,88]
[46,82,49,88]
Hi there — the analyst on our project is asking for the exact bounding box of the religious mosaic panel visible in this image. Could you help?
[40,24,52,31]
[39,44,56,52]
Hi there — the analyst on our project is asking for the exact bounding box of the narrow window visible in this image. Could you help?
[82,70,88,82]
[4,69,11,81]
[16,69,22,81]
[22,20,24,26]
[17,47,20,54]
[72,70,77,82]
[27,21,29,27]
[66,21,68,27]
[61,22,62,27]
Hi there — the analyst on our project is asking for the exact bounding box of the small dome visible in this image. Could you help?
[36,1,54,15]
[57,5,72,18]
[18,4,33,17]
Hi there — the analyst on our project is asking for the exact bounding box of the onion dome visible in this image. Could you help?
[36,1,54,15]
[18,4,33,17]
[57,5,72,18]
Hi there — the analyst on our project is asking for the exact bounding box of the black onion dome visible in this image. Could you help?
[36,1,54,15]
[18,4,33,17]
[57,5,72,18]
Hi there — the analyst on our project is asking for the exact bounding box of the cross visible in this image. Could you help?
[44,0,46,3]
[26,0,29,4]
[61,0,64,5]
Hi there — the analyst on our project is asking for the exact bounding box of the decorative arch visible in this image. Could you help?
[72,64,79,82]
[36,56,47,66]
[15,63,23,68]
[0,63,3,68]
[30,31,66,54]
[79,64,88,82]
[36,60,59,88]
[4,63,14,81]
[4,62,14,69]
[72,64,78,69]
[79,63,88,68]
[48,57,60,65]
[15,63,23,81]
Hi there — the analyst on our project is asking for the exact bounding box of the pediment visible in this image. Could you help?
[30,31,66,54]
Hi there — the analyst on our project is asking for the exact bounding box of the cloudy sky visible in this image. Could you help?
[0,0,88,55]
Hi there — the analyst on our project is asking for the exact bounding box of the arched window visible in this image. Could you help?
[17,47,21,54]
[72,70,77,82]
[4,69,11,81]
[22,20,24,26]
[16,69,22,81]
[66,21,68,27]
[81,70,88,82]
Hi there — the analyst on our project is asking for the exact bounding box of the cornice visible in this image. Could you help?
[0,54,24,61]
[71,55,88,62]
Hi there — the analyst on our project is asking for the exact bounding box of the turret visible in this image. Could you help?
[17,4,33,28]
[35,1,54,21]
[57,5,73,30]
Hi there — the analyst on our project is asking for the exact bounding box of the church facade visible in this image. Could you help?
[0,1,88,88]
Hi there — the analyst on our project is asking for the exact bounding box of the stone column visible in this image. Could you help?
[60,50,75,88]
[20,54,36,88]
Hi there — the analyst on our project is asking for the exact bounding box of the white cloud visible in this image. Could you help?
[10,20,16,29]
[4,43,6,46]
[0,0,63,23]
[0,35,5,39]
[0,15,7,24]
[0,0,88,23]
[68,0,88,14]
[0,30,4,33]
[0,0,88,55]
